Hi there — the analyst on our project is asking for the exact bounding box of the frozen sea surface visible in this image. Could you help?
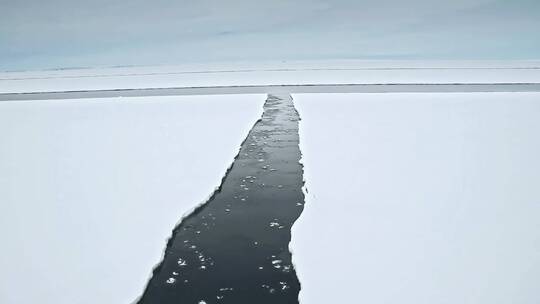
[292,92,540,304]
[0,94,265,304]
[1,60,540,94]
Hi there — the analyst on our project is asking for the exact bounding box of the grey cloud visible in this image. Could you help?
[0,0,538,70]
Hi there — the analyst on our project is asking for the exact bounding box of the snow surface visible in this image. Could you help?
[1,60,540,94]
[292,93,540,304]
[0,94,265,304]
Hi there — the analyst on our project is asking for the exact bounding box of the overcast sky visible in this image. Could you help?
[1,0,539,70]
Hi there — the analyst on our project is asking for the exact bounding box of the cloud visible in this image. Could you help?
[1,0,538,70]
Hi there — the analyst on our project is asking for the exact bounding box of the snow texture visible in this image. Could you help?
[292,93,540,304]
[0,94,265,304]
[1,60,540,94]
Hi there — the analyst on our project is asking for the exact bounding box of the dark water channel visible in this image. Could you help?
[137,94,305,304]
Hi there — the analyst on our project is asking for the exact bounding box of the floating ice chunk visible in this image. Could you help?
[177,258,187,266]
[225,208,231,212]
[199,301,207,304]
[172,271,179,276]
[166,278,176,284]
[269,222,280,227]
[272,259,283,269]
[197,252,207,263]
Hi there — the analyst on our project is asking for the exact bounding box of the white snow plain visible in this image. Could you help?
[0,94,265,304]
[1,60,540,94]
[292,93,540,304]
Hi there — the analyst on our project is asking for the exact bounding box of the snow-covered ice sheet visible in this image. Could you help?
[1,60,540,94]
[0,94,265,304]
[292,93,540,304]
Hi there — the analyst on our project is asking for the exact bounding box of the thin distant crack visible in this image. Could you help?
[3,83,540,101]
[3,66,540,81]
